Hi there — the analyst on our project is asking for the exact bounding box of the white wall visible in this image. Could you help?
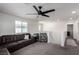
[0,12,38,36]
[74,18,79,41]
[38,18,79,46]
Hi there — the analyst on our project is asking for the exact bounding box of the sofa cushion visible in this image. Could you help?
[1,35,15,44]
[1,40,28,48]
[1,42,18,48]
[16,40,28,44]
[0,33,31,45]
[14,34,24,41]
[0,36,3,45]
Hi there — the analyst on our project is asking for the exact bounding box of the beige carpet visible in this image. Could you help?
[11,42,79,55]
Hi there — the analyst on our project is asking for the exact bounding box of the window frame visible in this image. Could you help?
[15,20,28,34]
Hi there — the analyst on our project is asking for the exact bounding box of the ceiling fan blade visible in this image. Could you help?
[42,9,55,14]
[42,14,49,17]
[33,5,39,13]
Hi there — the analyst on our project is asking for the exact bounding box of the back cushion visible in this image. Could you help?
[1,35,15,44]
[0,33,30,45]
[14,34,24,41]
[0,36,3,45]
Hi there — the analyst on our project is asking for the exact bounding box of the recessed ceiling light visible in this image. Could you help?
[72,11,76,14]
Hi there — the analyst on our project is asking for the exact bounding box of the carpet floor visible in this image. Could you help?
[11,42,79,55]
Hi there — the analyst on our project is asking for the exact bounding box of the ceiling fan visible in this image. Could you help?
[27,5,55,17]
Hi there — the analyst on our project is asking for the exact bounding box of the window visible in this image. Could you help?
[15,21,28,33]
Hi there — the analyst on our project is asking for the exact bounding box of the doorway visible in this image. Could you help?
[67,24,73,38]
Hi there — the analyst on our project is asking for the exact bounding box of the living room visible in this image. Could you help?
[0,3,79,55]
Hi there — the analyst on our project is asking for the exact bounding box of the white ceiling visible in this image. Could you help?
[0,3,79,21]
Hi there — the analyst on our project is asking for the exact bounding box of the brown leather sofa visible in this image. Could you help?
[0,33,37,53]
